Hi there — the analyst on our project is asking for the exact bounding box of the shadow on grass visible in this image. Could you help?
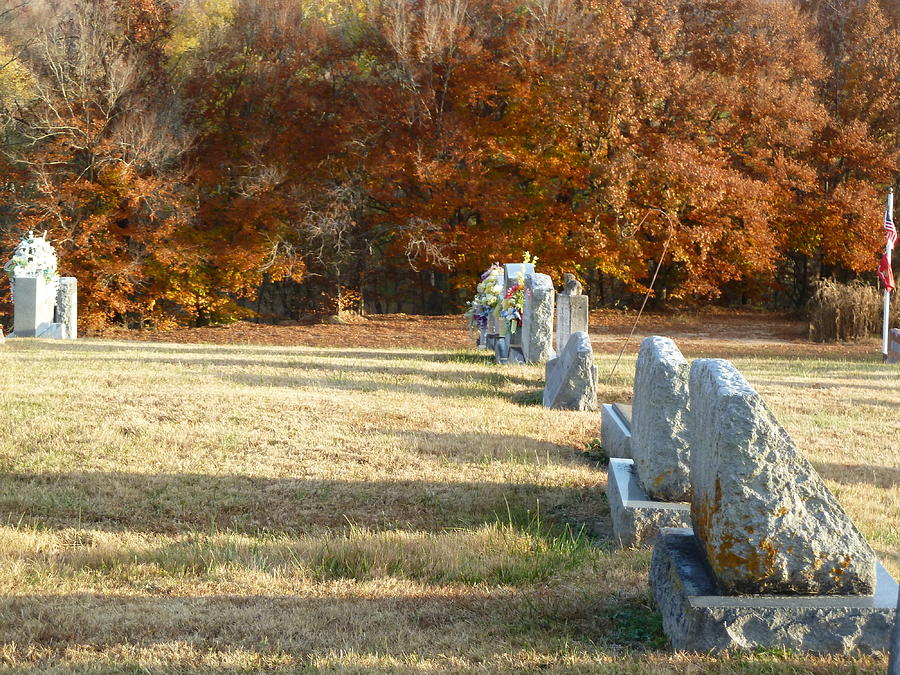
[815,462,900,490]
[0,471,603,536]
[0,586,659,668]
[27,339,501,365]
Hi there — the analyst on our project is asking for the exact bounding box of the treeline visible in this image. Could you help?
[0,0,896,327]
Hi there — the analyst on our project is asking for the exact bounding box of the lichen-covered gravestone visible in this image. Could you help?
[630,336,692,502]
[688,358,876,595]
[522,272,555,364]
[542,331,596,410]
[555,282,588,354]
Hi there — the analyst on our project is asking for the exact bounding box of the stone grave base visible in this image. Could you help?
[494,335,525,364]
[601,403,632,459]
[650,528,899,654]
[607,458,690,548]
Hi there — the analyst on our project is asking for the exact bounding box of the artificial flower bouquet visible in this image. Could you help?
[498,270,525,335]
[464,263,503,332]
[4,231,59,301]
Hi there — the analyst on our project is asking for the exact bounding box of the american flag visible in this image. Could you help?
[886,207,897,250]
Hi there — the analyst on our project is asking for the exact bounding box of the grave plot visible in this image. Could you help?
[650,358,898,653]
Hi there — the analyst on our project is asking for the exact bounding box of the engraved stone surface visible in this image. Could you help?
[889,590,900,673]
[631,336,692,502]
[13,276,56,338]
[522,273,555,364]
[607,459,691,548]
[601,403,632,459]
[650,528,897,654]
[543,331,597,410]
[689,359,877,595]
[56,277,77,340]
[556,293,589,354]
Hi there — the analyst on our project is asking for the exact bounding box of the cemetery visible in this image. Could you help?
[2,0,900,669]
[0,250,895,672]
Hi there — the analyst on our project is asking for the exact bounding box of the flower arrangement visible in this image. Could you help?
[5,231,58,281]
[464,263,503,331]
[4,231,59,301]
[498,271,525,334]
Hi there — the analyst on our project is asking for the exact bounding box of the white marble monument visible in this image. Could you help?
[4,232,76,339]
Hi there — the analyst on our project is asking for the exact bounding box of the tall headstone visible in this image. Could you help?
[631,337,692,502]
[556,294,589,354]
[13,276,56,338]
[522,272,555,364]
[56,277,77,340]
[688,358,876,595]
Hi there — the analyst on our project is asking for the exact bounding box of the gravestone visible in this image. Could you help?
[522,273,555,364]
[12,276,56,337]
[688,358,875,595]
[542,331,596,410]
[651,527,898,653]
[631,336,692,502]
[556,275,588,354]
[650,358,898,653]
[888,328,900,364]
[56,277,77,340]
[494,262,534,364]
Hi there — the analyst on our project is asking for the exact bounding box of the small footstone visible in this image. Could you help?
[689,359,877,595]
[631,336,691,502]
[542,331,597,411]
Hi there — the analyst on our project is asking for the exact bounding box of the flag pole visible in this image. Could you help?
[883,188,894,362]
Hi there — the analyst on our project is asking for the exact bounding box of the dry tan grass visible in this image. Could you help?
[0,338,895,672]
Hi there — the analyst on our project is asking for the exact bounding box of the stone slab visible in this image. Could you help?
[600,403,632,459]
[13,276,56,338]
[650,528,898,654]
[543,331,596,410]
[631,336,692,502]
[607,458,691,549]
[689,358,877,595]
[56,277,77,340]
[556,293,589,354]
[522,273,555,364]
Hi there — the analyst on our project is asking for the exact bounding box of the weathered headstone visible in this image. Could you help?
[522,273,555,364]
[607,460,691,548]
[543,331,597,410]
[631,336,692,502]
[688,358,876,595]
[556,293,589,354]
[56,277,77,340]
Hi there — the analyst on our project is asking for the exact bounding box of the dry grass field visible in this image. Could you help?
[0,322,897,672]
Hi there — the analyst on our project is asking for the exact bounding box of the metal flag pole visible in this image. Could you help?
[883,188,894,362]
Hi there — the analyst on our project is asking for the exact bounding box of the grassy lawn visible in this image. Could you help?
[0,337,895,672]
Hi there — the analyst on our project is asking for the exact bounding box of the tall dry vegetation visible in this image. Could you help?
[0,0,896,326]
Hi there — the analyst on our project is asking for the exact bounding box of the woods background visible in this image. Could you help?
[0,0,896,328]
